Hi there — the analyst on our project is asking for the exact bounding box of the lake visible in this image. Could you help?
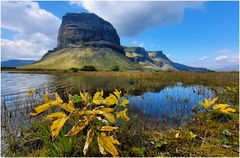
[1,71,217,125]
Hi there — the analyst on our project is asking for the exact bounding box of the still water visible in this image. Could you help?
[1,72,216,122]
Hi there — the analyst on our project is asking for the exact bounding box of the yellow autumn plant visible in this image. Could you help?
[212,104,236,113]
[30,89,130,157]
[198,97,218,109]
[199,97,236,114]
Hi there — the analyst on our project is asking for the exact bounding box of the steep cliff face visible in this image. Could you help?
[147,51,174,69]
[124,46,152,62]
[57,13,120,48]
[22,13,136,70]
[21,12,207,71]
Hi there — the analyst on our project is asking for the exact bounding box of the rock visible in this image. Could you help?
[148,51,169,61]
[22,12,208,71]
[57,13,120,48]
[124,46,152,62]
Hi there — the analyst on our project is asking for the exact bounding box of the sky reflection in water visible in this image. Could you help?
[1,72,216,123]
[128,84,216,124]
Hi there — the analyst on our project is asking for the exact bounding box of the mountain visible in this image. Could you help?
[172,63,208,71]
[1,60,36,67]
[22,12,207,71]
[22,13,138,70]
[124,46,208,71]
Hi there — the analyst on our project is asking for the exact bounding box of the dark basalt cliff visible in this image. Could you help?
[23,12,207,71]
[42,13,125,60]
[57,13,121,47]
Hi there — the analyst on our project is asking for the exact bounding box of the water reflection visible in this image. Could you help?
[1,72,216,124]
[128,85,216,125]
[1,72,55,95]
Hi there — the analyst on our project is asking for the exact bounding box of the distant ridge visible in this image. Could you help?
[1,60,36,67]
[124,46,208,71]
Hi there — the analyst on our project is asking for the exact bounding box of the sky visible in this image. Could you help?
[1,1,239,71]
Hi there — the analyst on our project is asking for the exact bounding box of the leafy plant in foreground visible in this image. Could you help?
[199,97,236,114]
[30,90,129,157]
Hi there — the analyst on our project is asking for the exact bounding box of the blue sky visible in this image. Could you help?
[1,1,239,70]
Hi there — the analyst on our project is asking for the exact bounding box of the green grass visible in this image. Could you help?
[21,47,140,70]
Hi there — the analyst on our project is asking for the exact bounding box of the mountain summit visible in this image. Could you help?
[57,13,121,48]
[22,13,207,71]
[24,13,137,70]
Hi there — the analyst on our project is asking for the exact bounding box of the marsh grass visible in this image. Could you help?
[1,71,239,157]
[4,70,239,87]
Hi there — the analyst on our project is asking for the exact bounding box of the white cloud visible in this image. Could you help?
[198,56,207,61]
[131,40,144,47]
[1,34,53,60]
[213,53,239,70]
[186,50,239,71]
[216,48,232,54]
[166,54,171,58]
[71,1,204,37]
[215,55,228,61]
[1,1,61,61]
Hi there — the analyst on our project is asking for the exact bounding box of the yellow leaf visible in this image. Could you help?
[212,104,229,110]
[45,112,67,121]
[97,134,107,155]
[98,132,119,157]
[43,93,50,103]
[101,126,118,132]
[84,110,95,115]
[83,128,95,155]
[54,93,63,104]
[80,92,89,105]
[27,89,34,95]
[120,99,129,107]
[189,131,197,139]
[103,94,118,106]
[67,115,95,136]
[102,111,116,123]
[30,101,55,116]
[51,116,68,140]
[116,108,130,121]
[213,104,236,113]
[198,101,205,108]
[101,107,114,113]
[199,97,218,109]
[226,108,236,113]
[209,97,218,106]
[175,132,180,138]
[205,98,209,106]
[109,136,120,145]
[113,89,121,100]
[221,108,236,113]
[58,101,75,112]
[93,90,104,105]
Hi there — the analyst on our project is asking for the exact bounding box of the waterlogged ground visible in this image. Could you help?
[1,71,239,156]
[2,72,217,122]
[128,84,216,125]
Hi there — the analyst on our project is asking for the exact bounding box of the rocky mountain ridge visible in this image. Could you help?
[22,12,207,71]
[124,46,208,71]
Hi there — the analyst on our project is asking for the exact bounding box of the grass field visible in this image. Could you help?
[1,70,239,157]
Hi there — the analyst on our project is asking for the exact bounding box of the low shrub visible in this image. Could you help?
[80,65,97,71]
[70,67,79,72]
[111,65,120,71]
